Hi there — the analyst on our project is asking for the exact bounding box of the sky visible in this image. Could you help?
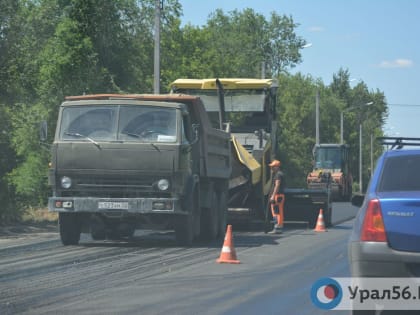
[177,0,420,138]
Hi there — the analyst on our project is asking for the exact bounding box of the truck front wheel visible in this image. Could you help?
[59,213,81,245]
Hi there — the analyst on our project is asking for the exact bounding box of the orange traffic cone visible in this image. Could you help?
[216,225,240,264]
[314,209,327,232]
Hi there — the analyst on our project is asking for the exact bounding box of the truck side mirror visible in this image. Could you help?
[191,124,199,145]
[40,120,48,142]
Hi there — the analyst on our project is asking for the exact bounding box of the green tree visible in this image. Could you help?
[329,68,388,191]
[173,8,307,79]
[276,73,346,187]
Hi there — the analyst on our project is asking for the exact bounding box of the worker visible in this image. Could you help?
[268,159,286,234]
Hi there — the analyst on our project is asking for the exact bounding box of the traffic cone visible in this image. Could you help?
[314,209,327,232]
[216,225,240,264]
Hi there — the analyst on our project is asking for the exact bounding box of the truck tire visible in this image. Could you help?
[200,192,218,241]
[90,215,106,240]
[105,222,136,240]
[59,213,81,245]
[175,214,194,246]
[325,208,333,227]
[218,191,228,237]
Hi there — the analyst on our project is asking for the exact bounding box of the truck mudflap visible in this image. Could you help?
[48,197,184,215]
[283,188,331,228]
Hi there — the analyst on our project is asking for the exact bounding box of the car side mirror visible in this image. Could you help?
[351,194,365,207]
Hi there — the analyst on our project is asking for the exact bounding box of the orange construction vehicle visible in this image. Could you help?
[307,143,353,201]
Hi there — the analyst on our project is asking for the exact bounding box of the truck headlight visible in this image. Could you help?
[61,176,72,189]
[157,179,169,191]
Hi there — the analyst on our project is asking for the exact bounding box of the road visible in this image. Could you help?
[0,202,359,315]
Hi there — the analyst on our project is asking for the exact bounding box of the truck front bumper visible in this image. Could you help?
[48,197,184,215]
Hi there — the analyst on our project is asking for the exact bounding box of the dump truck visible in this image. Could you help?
[170,78,331,229]
[44,93,231,245]
[307,143,353,201]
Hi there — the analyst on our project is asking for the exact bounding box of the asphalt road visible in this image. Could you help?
[0,202,359,315]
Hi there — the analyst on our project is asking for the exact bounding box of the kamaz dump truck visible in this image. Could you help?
[44,94,231,245]
[171,78,331,228]
[307,143,353,201]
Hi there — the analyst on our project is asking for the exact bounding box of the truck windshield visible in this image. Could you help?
[59,105,178,143]
[178,89,267,132]
[315,148,342,170]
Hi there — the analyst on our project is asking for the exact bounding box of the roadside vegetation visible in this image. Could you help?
[0,0,387,223]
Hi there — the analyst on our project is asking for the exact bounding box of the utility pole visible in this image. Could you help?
[315,89,320,145]
[153,0,162,94]
[261,61,265,79]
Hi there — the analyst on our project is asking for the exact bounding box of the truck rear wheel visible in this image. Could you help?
[200,192,218,241]
[59,213,81,245]
[175,214,194,246]
[218,191,228,237]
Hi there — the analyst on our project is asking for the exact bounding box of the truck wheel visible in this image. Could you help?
[218,191,228,237]
[105,222,135,240]
[59,213,81,245]
[200,192,218,241]
[325,208,333,227]
[90,215,106,240]
[175,214,194,246]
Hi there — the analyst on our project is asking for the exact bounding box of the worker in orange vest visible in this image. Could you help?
[268,159,285,234]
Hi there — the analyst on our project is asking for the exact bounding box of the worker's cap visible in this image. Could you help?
[269,160,281,167]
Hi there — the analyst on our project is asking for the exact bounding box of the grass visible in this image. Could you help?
[21,207,58,224]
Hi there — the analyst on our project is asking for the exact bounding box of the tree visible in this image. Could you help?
[174,8,307,79]
[276,73,346,187]
[329,68,388,191]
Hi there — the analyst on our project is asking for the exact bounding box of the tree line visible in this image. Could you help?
[0,0,387,221]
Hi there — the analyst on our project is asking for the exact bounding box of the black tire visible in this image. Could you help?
[200,192,218,241]
[90,215,106,240]
[175,214,194,246]
[91,229,106,240]
[118,223,136,239]
[59,213,81,245]
[218,191,228,238]
[325,208,333,227]
[106,224,135,240]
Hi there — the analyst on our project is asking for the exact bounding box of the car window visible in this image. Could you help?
[378,155,420,192]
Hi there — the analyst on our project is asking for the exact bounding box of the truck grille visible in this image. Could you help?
[59,174,170,198]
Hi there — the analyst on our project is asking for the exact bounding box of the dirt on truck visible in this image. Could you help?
[43,93,231,246]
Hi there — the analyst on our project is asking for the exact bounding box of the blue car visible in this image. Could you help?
[348,137,420,314]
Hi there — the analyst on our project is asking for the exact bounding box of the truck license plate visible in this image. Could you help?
[98,201,129,210]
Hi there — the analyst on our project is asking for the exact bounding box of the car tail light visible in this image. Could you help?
[360,199,387,242]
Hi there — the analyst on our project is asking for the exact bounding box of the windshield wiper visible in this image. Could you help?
[120,132,161,152]
[64,132,101,150]
[121,131,140,138]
